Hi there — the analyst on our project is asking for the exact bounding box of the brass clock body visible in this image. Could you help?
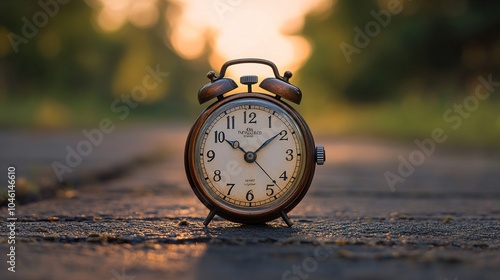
[184,58,325,226]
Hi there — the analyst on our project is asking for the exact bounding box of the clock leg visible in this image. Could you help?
[203,208,217,227]
[280,211,293,227]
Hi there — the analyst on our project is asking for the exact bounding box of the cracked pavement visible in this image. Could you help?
[1,126,499,280]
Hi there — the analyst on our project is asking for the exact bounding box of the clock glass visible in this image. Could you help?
[193,97,307,214]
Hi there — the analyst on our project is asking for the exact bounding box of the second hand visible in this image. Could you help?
[254,160,281,190]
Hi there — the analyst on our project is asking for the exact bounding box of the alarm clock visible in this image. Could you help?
[184,58,325,227]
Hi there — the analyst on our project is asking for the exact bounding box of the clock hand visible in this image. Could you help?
[226,139,260,164]
[254,132,280,154]
[254,160,281,190]
[225,139,247,153]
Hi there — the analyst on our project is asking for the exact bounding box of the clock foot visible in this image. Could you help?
[280,211,293,227]
[203,209,217,227]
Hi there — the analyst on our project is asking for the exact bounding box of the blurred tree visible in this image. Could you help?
[1,1,117,95]
[0,0,211,125]
[300,0,500,103]
[1,0,500,127]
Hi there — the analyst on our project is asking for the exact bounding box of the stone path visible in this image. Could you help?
[1,127,499,280]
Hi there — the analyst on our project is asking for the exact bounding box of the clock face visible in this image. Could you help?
[193,98,307,213]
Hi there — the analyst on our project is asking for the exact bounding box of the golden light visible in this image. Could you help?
[89,0,335,78]
[166,0,335,77]
[128,1,159,28]
[90,0,159,32]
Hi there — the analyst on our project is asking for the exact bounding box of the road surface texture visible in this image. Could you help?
[1,125,499,280]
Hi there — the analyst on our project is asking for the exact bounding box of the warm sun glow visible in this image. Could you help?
[90,0,159,32]
[166,0,334,77]
[89,0,334,77]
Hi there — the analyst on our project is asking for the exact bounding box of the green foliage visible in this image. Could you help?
[0,1,211,125]
[1,0,499,148]
[300,0,500,102]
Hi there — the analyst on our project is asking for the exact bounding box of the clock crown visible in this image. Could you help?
[315,145,326,165]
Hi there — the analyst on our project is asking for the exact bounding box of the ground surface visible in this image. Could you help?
[1,125,499,280]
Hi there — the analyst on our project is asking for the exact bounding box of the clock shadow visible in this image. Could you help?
[192,220,306,280]
[201,219,302,243]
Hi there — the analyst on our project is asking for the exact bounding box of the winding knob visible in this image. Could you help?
[240,75,258,85]
[240,75,258,93]
[315,145,325,165]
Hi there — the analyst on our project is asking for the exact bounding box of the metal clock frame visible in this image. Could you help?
[185,93,317,227]
[184,58,324,227]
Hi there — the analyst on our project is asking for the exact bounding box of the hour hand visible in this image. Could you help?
[225,139,247,153]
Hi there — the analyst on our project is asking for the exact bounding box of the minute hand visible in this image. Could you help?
[254,133,280,154]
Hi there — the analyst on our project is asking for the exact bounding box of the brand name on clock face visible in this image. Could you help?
[238,127,263,138]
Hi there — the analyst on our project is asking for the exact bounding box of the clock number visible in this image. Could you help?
[266,184,274,196]
[279,171,288,181]
[226,116,235,129]
[279,130,288,141]
[285,149,294,161]
[214,130,225,143]
[213,170,221,182]
[227,183,235,195]
[244,111,257,124]
[246,190,254,201]
[206,150,215,162]
[268,116,272,128]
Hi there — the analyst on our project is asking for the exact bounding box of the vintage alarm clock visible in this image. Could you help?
[185,58,325,227]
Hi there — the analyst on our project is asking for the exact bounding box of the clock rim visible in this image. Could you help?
[185,92,316,224]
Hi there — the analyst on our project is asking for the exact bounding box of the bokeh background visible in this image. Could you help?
[1,0,499,147]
